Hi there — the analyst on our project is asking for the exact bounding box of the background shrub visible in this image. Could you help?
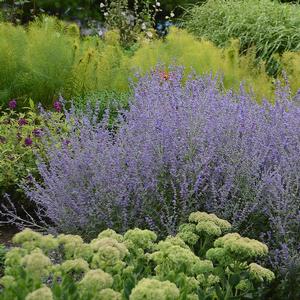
[184,0,300,74]
[130,28,274,100]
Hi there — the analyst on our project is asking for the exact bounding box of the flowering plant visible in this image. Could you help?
[0,99,67,210]
[5,68,299,277]
[99,0,164,47]
[0,212,274,299]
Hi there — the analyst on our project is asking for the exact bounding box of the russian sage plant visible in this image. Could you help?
[3,67,300,273]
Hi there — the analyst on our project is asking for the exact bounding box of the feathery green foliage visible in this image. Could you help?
[0,17,129,107]
[131,28,274,100]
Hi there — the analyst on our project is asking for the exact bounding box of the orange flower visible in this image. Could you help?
[160,71,169,81]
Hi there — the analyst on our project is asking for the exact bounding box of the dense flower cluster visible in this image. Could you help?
[0,212,274,299]
[8,68,300,272]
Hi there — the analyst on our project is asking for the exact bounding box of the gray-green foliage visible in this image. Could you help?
[184,0,300,74]
[0,212,274,299]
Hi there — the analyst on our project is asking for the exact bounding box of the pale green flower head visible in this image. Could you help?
[36,235,59,252]
[129,278,180,300]
[186,294,199,300]
[98,288,122,300]
[177,223,199,246]
[25,286,53,300]
[74,243,93,262]
[57,234,84,259]
[90,237,128,259]
[79,269,113,293]
[0,275,16,289]
[196,221,222,237]
[57,234,83,246]
[189,212,231,232]
[214,233,241,248]
[21,249,52,278]
[123,265,135,276]
[236,279,252,291]
[60,258,89,274]
[206,274,220,286]
[151,245,201,276]
[214,233,268,260]
[206,248,234,266]
[155,236,189,251]
[91,246,126,272]
[249,263,275,283]
[5,247,27,267]
[97,229,123,242]
[12,228,42,245]
[124,228,157,250]
[192,259,214,274]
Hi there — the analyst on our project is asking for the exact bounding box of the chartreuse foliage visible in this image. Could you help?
[0,16,129,107]
[130,28,273,100]
[0,212,274,299]
[0,16,292,105]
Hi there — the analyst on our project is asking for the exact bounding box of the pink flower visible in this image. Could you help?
[53,101,62,112]
[8,99,17,110]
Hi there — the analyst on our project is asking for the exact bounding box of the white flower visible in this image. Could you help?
[100,3,105,8]
[170,12,175,18]
[146,31,153,38]
[141,23,147,30]
[165,16,169,19]
[156,2,161,7]
[104,12,109,17]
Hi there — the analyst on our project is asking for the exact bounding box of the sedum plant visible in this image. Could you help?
[0,212,274,299]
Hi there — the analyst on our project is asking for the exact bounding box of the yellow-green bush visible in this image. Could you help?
[130,28,274,101]
[0,23,27,102]
[280,51,300,94]
[0,17,129,107]
[1,18,300,107]
[68,31,129,99]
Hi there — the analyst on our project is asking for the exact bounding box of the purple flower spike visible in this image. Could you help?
[24,137,33,147]
[62,139,71,146]
[18,118,28,126]
[32,128,43,138]
[8,99,17,110]
[53,101,62,112]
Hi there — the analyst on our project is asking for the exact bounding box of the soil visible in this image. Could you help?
[0,225,19,246]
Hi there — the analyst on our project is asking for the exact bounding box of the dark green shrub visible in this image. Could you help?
[184,0,300,74]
